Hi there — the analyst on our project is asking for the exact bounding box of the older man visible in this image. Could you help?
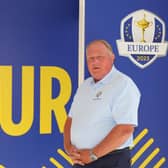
[64,40,141,168]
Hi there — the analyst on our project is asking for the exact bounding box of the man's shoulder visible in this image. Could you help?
[112,67,141,95]
[112,68,131,84]
[80,77,92,85]
[114,67,135,84]
[77,77,92,90]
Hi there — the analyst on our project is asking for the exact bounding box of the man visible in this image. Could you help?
[64,40,141,168]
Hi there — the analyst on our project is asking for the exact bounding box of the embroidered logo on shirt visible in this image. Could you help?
[93,91,102,100]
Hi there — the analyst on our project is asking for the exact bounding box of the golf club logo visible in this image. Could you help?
[117,9,168,68]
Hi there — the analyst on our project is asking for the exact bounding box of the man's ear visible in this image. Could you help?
[111,53,115,61]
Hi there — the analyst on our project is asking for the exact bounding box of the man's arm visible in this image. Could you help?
[64,117,84,165]
[64,117,72,154]
[79,124,134,164]
[93,124,134,157]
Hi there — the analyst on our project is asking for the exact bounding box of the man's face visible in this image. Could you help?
[86,42,115,82]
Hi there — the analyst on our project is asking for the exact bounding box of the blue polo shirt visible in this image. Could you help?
[69,66,141,149]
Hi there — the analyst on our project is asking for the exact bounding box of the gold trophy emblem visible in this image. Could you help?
[136,14,152,42]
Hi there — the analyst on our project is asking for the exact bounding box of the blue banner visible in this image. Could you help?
[0,0,78,167]
[0,0,167,168]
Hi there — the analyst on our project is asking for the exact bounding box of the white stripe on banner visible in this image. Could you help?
[78,0,85,86]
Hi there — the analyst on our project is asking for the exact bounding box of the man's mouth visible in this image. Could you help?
[93,67,100,70]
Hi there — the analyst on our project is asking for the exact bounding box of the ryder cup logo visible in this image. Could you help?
[117,9,168,68]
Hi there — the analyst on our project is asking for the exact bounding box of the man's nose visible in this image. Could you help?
[92,57,99,63]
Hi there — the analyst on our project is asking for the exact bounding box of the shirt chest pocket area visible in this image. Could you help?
[83,96,112,122]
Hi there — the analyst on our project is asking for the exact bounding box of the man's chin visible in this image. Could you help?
[93,76,102,82]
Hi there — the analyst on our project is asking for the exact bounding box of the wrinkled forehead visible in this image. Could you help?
[86,42,112,57]
[86,40,113,53]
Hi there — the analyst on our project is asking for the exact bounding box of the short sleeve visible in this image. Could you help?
[68,88,79,118]
[112,79,141,126]
[68,99,75,118]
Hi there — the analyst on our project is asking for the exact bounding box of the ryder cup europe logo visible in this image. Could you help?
[117,9,168,68]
